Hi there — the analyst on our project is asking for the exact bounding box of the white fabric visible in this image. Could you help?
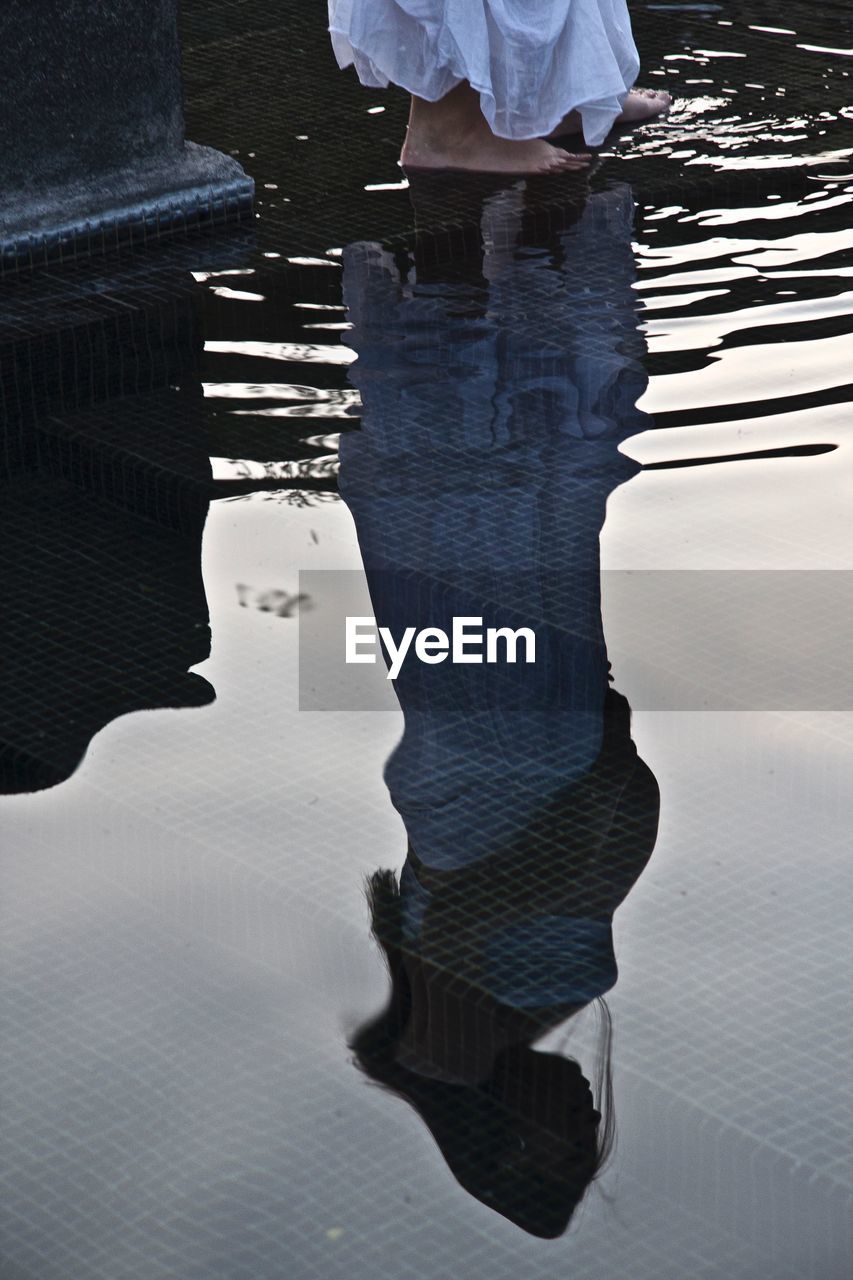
[328,0,640,146]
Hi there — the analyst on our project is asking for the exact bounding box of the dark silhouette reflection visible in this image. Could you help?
[339,178,661,1236]
[0,458,213,792]
[0,262,216,792]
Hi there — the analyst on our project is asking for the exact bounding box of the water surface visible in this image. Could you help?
[2,4,853,1277]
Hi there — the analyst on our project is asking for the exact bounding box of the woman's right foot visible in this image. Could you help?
[402,133,589,174]
[401,81,590,175]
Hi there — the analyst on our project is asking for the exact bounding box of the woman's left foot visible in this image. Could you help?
[547,87,672,139]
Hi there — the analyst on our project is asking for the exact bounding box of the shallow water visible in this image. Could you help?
[2,3,853,1277]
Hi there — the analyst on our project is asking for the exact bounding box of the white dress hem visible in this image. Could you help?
[328,1,640,147]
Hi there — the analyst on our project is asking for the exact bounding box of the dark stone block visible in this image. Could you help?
[0,1,253,267]
[0,0,184,189]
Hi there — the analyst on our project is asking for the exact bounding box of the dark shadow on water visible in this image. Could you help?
[0,471,213,793]
[0,261,218,793]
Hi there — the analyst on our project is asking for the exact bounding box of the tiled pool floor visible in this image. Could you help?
[1,3,852,1277]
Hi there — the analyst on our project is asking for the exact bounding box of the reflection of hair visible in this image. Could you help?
[350,869,615,1238]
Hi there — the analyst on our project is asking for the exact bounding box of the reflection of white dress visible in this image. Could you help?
[339,185,649,870]
[328,0,640,145]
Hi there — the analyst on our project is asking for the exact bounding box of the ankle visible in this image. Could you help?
[407,82,485,149]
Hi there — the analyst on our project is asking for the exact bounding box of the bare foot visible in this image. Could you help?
[547,87,672,138]
[401,81,590,175]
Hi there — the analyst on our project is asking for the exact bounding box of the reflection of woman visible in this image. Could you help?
[340,182,660,1235]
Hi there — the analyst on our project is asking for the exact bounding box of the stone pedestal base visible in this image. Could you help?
[0,142,253,269]
[0,0,253,269]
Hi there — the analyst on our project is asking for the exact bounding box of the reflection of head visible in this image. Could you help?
[351,689,659,1235]
[351,870,612,1239]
